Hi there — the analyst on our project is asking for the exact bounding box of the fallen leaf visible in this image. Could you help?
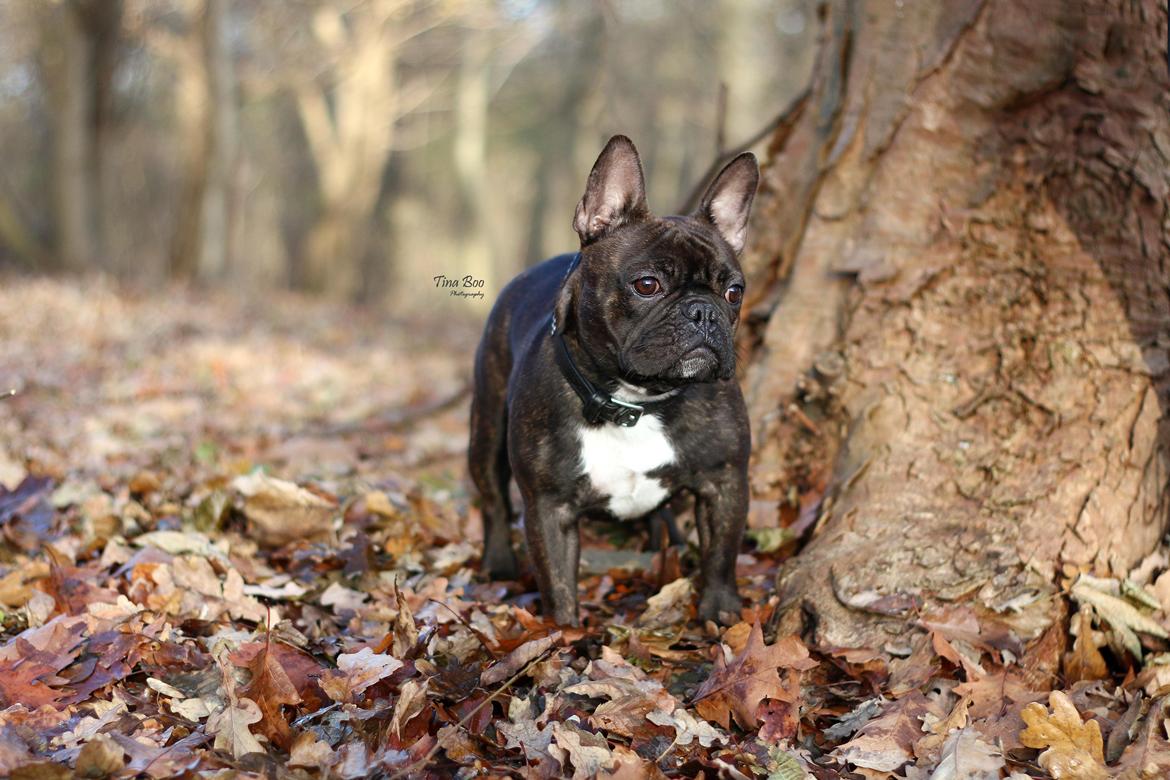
[390,679,428,738]
[481,632,560,686]
[242,635,301,749]
[336,741,370,779]
[824,697,883,741]
[721,622,753,655]
[928,727,1004,780]
[171,696,216,721]
[319,647,403,702]
[598,744,665,780]
[1019,690,1107,780]
[1071,577,1167,662]
[392,586,419,658]
[833,691,932,773]
[74,733,124,778]
[232,471,336,547]
[288,731,337,770]
[1105,692,1144,764]
[133,530,223,559]
[0,725,32,774]
[550,719,616,780]
[637,578,694,630]
[691,622,815,729]
[145,677,185,699]
[206,697,263,758]
[1065,608,1108,684]
[646,708,726,748]
[497,706,555,753]
[0,561,49,608]
[320,581,368,614]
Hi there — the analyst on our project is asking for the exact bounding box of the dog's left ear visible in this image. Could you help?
[695,152,759,254]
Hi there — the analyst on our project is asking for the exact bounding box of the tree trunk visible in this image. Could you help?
[744,0,1170,655]
[452,27,493,294]
[40,1,96,273]
[171,0,238,283]
[76,0,123,270]
[522,5,602,269]
[295,1,399,298]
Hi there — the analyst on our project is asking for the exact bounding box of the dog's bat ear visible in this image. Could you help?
[694,152,759,254]
[573,135,649,244]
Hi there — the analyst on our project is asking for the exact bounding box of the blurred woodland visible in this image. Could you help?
[0,0,814,302]
[2,0,1170,776]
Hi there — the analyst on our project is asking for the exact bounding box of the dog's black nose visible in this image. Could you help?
[683,298,718,326]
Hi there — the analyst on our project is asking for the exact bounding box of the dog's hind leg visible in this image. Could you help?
[469,345,519,580]
[645,505,683,551]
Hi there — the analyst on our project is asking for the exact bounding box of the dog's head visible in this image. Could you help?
[556,135,759,391]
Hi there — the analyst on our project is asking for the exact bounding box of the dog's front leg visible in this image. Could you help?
[523,496,581,626]
[695,470,746,624]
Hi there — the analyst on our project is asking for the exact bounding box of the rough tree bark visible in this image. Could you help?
[742,0,1170,656]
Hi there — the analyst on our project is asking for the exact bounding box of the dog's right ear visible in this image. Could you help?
[573,135,649,244]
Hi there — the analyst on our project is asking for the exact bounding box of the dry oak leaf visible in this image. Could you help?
[691,621,815,730]
[242,637,301,750]
[1064,608,1109,685]
[206,696,264,759]
[1019,690,1107,780]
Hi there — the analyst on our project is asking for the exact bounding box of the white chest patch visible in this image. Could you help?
[578,414,675,518]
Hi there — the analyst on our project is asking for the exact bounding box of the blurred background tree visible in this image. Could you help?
[0,0,816,303]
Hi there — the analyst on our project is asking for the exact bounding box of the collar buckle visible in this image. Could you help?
[582,392,643,427]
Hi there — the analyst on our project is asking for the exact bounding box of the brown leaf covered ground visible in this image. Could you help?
[1,278,1169,779]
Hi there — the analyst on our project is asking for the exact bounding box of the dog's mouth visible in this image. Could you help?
[675,344,719,378]
[621,343,730,388]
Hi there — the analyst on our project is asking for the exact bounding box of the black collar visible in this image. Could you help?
[550,254,679,428]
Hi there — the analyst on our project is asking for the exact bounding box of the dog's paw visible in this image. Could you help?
[697,586,742,625]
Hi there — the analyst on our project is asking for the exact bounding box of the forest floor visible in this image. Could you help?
[0,277,1166,779]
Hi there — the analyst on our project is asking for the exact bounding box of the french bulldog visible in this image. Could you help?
[468,135,758,626]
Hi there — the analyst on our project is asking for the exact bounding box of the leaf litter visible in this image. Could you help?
[0,280,1169,777]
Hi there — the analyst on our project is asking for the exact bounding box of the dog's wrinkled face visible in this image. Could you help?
[559,136,759,391]
[579,218,743,386]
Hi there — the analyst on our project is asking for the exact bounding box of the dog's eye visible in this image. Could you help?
[724,285,744,305]
[632,277,661,296]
